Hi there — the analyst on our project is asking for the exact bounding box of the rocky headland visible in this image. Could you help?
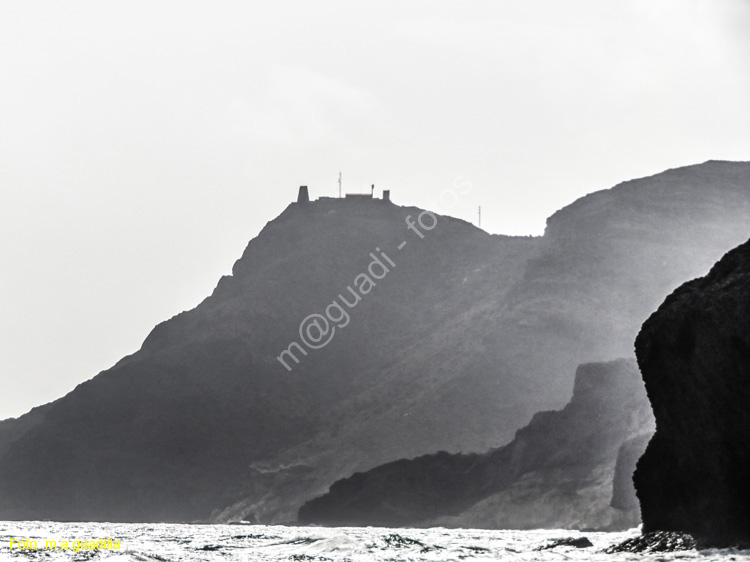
[634,237,750,548]
[0,161,748,523]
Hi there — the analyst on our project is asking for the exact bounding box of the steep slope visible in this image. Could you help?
[0,197,538,522]
[634,237,750,548]
[299,358,653,530]
[0,161,748,524]
[0,403,51,458]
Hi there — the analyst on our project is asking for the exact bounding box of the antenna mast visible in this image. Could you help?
[478,206,482,228]
[338,171,342,198]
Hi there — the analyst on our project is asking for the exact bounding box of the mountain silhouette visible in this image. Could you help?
[0,161,748,523]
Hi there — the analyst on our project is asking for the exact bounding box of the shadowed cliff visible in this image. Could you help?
[634,237,750,548]
[299,358,653,530]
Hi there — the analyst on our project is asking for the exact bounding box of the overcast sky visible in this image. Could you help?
[1,0,749,419]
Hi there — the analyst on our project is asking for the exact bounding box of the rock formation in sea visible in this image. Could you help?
[634,237,750,548]
[0,160,748,523]
[299,358,653,530]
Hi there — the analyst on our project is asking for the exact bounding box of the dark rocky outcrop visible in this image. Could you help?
[299,358,653,530]
[634,237,750,548]
[605,531,696,553]
[0,161,748,523]
[535,537,593,550]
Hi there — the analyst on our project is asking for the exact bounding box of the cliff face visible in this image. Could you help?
[299,359,653,530]
[634,237,750,548]
[496,160,750,410]
[0,161,748,524]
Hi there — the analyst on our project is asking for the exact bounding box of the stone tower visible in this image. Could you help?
[297,185,310,203]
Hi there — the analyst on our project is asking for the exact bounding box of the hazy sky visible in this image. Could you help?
[1,0,749,419]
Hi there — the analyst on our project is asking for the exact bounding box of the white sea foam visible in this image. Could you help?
[0,521,748,561]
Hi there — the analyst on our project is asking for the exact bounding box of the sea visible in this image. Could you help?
[0,521,750,562]
[2,522,750,561]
